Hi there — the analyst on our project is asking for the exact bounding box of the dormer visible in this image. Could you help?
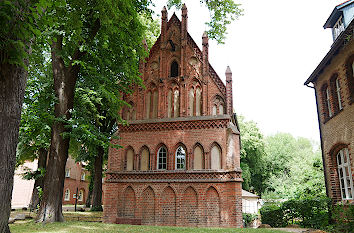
[324,0,354,41]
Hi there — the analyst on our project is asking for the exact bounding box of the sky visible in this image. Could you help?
[153,0,345,142]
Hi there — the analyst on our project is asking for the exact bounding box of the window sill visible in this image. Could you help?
[323,108,344,124]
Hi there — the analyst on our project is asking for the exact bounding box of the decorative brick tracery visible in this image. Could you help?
[103,5,242,228]
[119,119,229,132]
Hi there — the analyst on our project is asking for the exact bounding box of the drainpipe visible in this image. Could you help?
[306,83,329,198]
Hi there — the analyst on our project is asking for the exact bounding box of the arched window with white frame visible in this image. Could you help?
[337,148,354,200]
[175,146,186,170]
[157,146,167,170]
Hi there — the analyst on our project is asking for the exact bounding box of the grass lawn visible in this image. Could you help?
[10,210,288,232]
[10,220,288,233]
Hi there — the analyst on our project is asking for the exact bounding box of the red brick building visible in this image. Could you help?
[103,5,243,227]
[305,1,354,204]
[62,157,89,205]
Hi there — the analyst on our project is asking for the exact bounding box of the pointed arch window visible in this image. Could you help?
[193,145,204,170]
[157,147,167,170]
[212,96,225,116]
[140,148,150,171]
[211,145,221,170]
[189,81,202,116]
[145,89,158,119]
[175,146,186,170]
[126,148,134,171]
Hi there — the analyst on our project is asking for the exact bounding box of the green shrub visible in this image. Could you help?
[331,203,354,233]
[284,197,331,229]
[260,197,331,229]
[260,203,286,227]
[243,213,258,227]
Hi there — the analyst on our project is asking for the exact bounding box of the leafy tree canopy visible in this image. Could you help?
[238,115,268,195]
[263,133,325,199]
[167,0,243,43]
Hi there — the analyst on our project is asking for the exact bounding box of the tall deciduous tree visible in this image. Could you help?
[238,116,268,195]
[0,0,42,231]
[36,0,151,222]
[263,133,325,199]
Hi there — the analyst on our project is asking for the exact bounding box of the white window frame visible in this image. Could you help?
[78,190,83,201]
[335,78,343,110]
[326,87,333,117]
[157,147,167,170]
[65,169,70,178]
[64,189,70,201]
[81,172,85,181]
[337,148,354,200]
[333,16,345,40]
[175,146,186,170]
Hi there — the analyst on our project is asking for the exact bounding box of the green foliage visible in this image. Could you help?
[167,0,243,44]
[330,203,354,233]
[263,133,325,199]
[139,13,160,49]
[0,0,42,66]
[17,45,54,166]
[36,186,43,209]
[22,167,46,181]
[260,203,286,227]
[242,213,258,227]
[260,197,332,229]
[238,116,268,194]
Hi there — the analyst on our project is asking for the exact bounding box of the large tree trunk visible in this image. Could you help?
[0,63,28,232]
[29,148,48,211]
[85,188,92,208]
[85,173,94,208]
[91,146,103,211]
[36,39,78,222]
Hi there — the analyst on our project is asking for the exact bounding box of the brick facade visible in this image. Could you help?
[62,157,89,205]
[305,19,354,204]
[103,5,243,227]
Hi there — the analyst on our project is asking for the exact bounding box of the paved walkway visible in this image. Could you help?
[277,228,308,233]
